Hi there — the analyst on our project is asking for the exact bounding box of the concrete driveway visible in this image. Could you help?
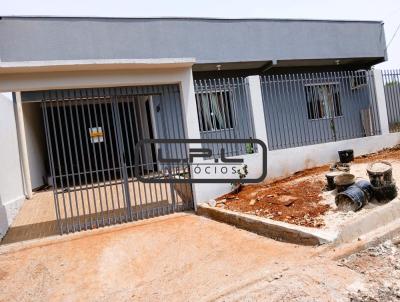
[0,213,361,301]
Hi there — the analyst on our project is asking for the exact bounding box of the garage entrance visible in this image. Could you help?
[23,85,193,234]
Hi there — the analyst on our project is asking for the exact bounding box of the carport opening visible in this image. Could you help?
[23,95,158,190]
[2,85,193,244]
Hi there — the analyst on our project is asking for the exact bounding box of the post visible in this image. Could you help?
[373,69,390,135]
[14,92,33,199]
[180,69,202,141]
[179,68,202,209]
[246,76,269,147]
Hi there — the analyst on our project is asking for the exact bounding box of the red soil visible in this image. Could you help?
[216,145,400,228]
[217,177,329,228]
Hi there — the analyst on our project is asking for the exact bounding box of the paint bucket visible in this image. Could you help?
[354,179,373,204]
[338,149,354,164]
[371,182,398,203]
[325,171,343,191]
[366,161,393,187]
[335,185,365,212]
[334,173,356,193]
[330,162,350,172]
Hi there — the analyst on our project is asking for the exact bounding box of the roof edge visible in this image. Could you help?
[0,15,384,24]
[0,58,196,74]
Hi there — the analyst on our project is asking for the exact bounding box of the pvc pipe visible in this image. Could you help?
[14,92,33,199]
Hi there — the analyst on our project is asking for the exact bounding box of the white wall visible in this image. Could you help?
[0,93,25,238]
[192,152,265,203]
[267,133,400,180]
[22,102,47,189]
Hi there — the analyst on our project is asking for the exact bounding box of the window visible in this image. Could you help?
[195,91,234,131]
[305,84,342,120]
[350,70,368,90]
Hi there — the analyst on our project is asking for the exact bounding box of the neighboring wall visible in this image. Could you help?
[0,93,25,238]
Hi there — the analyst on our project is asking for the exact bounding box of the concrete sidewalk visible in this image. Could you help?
[0,213,362,301]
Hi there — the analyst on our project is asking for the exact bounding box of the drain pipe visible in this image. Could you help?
[14,92,33,199]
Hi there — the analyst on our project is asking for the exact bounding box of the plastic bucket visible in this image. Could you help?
[335,185,365,212]
[334,173,356,193]
[366,161,393,187]
[325,171,343,191]
[338,149,354,163]
[354,179,373,204]
[372,182,398,203]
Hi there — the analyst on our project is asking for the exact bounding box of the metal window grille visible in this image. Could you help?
[305,83,343,119]
[194,77,257,157]
[260,71,381,150]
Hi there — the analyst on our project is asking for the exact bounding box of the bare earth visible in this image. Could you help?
[217,146,400,230]
[1,212,398,302]
[1,147,400,301]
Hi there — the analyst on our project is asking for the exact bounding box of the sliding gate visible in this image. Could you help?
[35,85,192,234]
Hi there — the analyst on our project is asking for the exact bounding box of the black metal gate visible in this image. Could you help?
[36,85,192,234]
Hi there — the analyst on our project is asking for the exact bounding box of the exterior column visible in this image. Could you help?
[180,68,201,140]
[179,68,201,209]
[372,69,390,135]
[246,75,269,148]
[14,92,33,199]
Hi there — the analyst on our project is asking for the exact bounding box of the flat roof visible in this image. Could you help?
[0,16,387,71]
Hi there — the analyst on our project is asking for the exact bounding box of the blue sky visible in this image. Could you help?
[1,0,400,68]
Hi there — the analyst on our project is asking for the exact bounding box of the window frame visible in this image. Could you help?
[350,70,368,90]
[304,82,343,120]
[195,89,236,132]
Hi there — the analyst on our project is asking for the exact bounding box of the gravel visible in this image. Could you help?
[342,237,400,302]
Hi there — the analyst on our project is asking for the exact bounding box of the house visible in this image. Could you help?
[0,16,398,238]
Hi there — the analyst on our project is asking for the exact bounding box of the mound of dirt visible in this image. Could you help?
[217,179,329,228]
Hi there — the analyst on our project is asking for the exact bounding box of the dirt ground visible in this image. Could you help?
[342,237,400,302]
[1,147,400,301]
[0,214,388,302]
[1,212,399,302]
[217,178,329,227]
[216,146,400,228]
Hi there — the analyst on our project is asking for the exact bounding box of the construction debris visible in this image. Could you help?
[343,238,400,301]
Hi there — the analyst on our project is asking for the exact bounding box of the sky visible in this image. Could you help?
[1,0,400,69]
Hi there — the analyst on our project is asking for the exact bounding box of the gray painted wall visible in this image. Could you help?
[261,73,381,150]
[0,17,386,64]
